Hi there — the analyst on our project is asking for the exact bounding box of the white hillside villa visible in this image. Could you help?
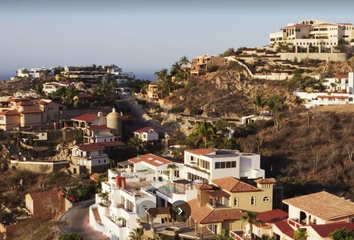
[89,149,267,240]
[270,19,354,47]
[294,72,354,108]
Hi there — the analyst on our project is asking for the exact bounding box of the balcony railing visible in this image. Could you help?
[288,218,303,229]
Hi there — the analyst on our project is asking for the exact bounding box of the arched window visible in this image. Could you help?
[251,196,256,205]
[234,197,238,206]
[263,196,270,202]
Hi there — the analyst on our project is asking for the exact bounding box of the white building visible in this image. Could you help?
[70,143,109,174]
[84,125,117,144]
[270,19,354,47]
[71,112,107,129]
[89,169,156,240]
[183,149,265,183]
[106,64,134,84]
[42,81,72,95]
[16,67,54,79]
[294,73,354,108]
[133,127,159,142]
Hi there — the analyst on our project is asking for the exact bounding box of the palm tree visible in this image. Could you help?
[167,163,179,180]
[294,228,308,240]
[171,62,181,76]
[216,229,233,240]
[128,135,146,154]
[128,227,144,240]
[179,56,189,66]
[240,211,263,239]
[108,159,116,168]
[252,94,266,113]
[155,68,172,97]
[193,121,216,148]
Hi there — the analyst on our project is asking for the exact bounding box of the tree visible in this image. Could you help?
[59,233,83,240]
[35,84,44,97]
[167,163,179,180]
[252,94,266,113]
[219,48,235,57]
[128,135,146,154]
[330,228,354,240]
[128,227,144,240]
[108,158,116,168]
[294,228,308,240]
[155,68,172,97]
[179,56,189,65]
[193,120,216,148]
[241,211,263,239]
[216,229,233,240]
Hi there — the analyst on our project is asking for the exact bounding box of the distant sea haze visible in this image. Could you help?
[0,72,156,81]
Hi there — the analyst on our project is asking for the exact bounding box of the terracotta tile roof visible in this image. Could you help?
[212,177,260,193]
[333,74,349,79]
[254,178,277,184]
[17,101,36,106]
[185,149,215,156]
[339,23,353,26]
[188,199,244,224]
[87,125,112,131]
[311,222,354,237]
[38,100,48,105]
[283,191,354,220]
[128,153,171,167]
[72,113,98,122]
[77,143,105,151]
[21,110,43,114]
[256,209,288,223]
[90,173,100,182]
[28,190,60,200]
[194,184,214,190]
[207,190,230,198]
[0,110,20,116]
[99,141,125,147]
[273,220,294,238]
[134,126,152,133]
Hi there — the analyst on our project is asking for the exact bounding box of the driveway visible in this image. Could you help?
[58,199,109,240]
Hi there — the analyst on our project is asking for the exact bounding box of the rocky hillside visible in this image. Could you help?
[163,68,296,118]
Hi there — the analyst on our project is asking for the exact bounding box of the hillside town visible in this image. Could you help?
[1,18,354,240]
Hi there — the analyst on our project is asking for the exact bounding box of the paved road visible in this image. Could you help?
[58,199,108,240]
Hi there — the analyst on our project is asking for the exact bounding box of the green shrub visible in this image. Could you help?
[170,107,185,113]
[190,108,203,115]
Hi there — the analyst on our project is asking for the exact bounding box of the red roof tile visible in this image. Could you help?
[194,184,214,190]
[333,74,349,79]
[28,190,60,200]
[128,153,171,167]
[254,178,277,184]
[72,113,98,122]
[134,126,152,133]
[87,125,112,131]
[273,220,294,238]
[77,143,105,151]
[311,222,354,237]
[185,149,215,156]
[256,209,288,223]
[188,199,244,224]
[0,110,20,116]
[21,110,43,114]
[99,141,125,147]
[212,177,260,193]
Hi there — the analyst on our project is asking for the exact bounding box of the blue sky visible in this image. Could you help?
[1,0,354,80]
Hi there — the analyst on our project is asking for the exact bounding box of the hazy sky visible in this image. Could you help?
[1,0,354,79]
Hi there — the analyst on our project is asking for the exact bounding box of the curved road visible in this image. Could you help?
[58,199,108,240]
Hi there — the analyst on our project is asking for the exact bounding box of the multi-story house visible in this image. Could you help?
[71,112,107,129]
[0,98,64,130]
[294,72,354,108]
[70,143,109,174]
[42,81,72,95]
[133,127,159,142]
[233,191,354,240]
[270,19,354,48]
[183,149,265,183]
[190,55,227,76]
[16,67,54,78]
[83,125,117,144]
[89,169,156,240]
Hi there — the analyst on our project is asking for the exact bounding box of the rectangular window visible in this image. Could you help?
[231,161,236,168]
[0,116,4,121]
[226,162,231,168]
[215,162,220,169]
[221,162,225,168]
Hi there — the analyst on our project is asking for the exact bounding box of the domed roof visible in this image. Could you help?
[107,108,120,118]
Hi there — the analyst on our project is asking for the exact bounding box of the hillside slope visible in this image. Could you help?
[163,69,295,118]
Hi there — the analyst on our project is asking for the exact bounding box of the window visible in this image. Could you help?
[215,162,221,169]
[226,162,231,168]
[263,196,270,202]
[98,160,101,164]
[104,160,106,163]
[231,161,236,168]
[221,162,225,168]
[0,116,4,121]
[234,197,238,206]
[251,196,256,205]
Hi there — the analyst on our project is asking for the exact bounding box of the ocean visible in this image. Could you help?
[0,73,13,81]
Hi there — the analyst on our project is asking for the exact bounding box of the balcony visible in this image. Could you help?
[287,218,304,229]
